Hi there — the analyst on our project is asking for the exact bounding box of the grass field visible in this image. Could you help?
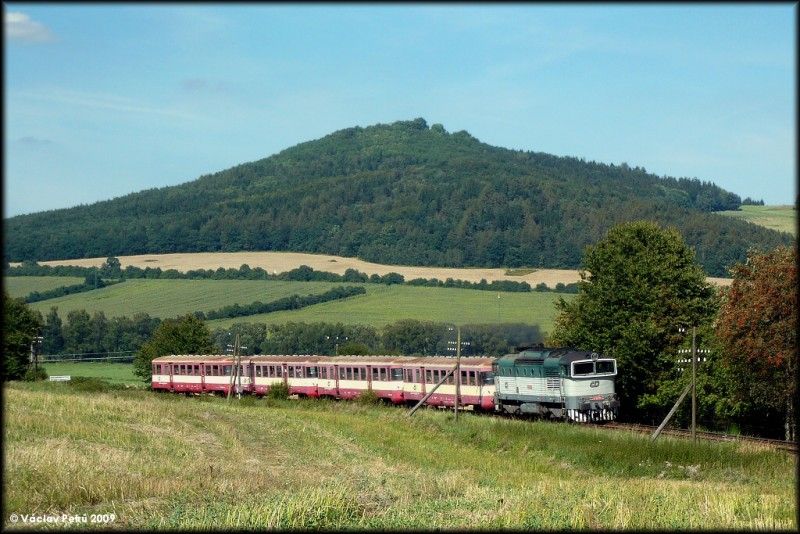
[206,285,572,331]
[25,279,343,319]
[4,276,85,299]
[39,362,140,386]
[3,381,795,530]
[17,277,571,333]
[716,205,796,236]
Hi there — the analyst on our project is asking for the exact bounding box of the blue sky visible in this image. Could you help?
[4,4,796,217]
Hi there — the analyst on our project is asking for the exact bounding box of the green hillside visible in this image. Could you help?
[27,279,343,319]
[21,277,567,334]
[4,119,792,276]
[207,284,570,331]
[716,205,796,236]
[4,276,85,298]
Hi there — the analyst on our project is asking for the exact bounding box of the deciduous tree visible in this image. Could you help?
[715,246,797,440]
[550,221,718,421]
[134,314,214,381]
[3,292,43,380]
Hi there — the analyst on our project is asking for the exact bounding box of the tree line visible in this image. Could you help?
[6,259,542,293]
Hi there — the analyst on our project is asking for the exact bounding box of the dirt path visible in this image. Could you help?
[23,251,733,287]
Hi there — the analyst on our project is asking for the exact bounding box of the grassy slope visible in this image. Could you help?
[206,285,572,331]
[40,362,139,386]
[3,382,795,530]
[4,276,85,299]
[26,279,343,319]
[20,277,570,333]
[716,205,796,236]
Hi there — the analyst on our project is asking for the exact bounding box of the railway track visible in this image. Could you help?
[590,421,797,453]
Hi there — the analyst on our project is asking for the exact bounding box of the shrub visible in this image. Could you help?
[266,382,289,400]
[355,389,381,405]
[23,366,48,382]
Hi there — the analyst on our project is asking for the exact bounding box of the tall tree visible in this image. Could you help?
[715,246,797,440]
[550,221,718,421]
[3,291,43,380]
[134,314,214,381]
[41,306,65,355]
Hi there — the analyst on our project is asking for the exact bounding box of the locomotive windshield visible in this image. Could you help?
[570,359,616,377]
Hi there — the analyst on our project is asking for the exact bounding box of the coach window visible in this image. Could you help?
[461,370,468,385]
[481,372,495,385]
[288,367,295,378]
[345,368,352,380]
[390,368,403,381]
[255,366,262,378]
[447,370,454,385]
[372,367,379,380]
[307,366,318,378]
[277,366,283,377]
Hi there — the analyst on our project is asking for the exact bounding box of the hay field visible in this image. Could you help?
[26,251,733,287]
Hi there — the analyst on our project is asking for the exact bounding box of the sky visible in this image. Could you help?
[4,4,796,217]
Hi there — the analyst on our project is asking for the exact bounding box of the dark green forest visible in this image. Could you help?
[4,118,791,275]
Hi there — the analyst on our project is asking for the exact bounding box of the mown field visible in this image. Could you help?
[3,381,795,530]
[10,277,571,332]
[39,362,140,386]
[716,205,796,236]
[4,276,85,299]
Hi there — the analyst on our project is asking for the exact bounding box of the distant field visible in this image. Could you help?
[27,279,343,319]
[4,382,795,529]
[40,362,139,385]
[208,284,571,331]
[716,205,796,236]
[10,251,734,286]
[4,276,85,298]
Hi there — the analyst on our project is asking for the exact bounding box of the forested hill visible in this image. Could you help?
[4,118,792,276]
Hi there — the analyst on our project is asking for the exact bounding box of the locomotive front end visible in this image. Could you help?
[562,354,619,422]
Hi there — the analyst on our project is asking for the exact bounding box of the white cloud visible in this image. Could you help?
[5,12,56,43]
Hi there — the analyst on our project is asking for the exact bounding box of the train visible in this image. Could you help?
[151,346,619,422]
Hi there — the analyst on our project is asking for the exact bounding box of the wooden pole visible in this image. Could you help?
[691,326,697,443]
[455,326,461,421]
[651,381,693,442]
[408,365,457,417]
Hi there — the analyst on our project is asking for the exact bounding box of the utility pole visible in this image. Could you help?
[691,326,697,443]
[455,326,461,421]
[226,333,240,402]
[30,336,42,374]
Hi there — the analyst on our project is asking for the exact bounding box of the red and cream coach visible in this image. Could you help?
[151,354,496,410]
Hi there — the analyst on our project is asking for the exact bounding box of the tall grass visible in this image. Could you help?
[3,382,795,530]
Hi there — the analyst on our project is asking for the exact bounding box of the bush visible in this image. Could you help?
[23,366,48,381]
[266,382,289,400]
[67,376,121,393]
[355,389,381,405]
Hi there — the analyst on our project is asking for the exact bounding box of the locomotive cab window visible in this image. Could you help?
[595,360,616,375]
[573,362,594,376]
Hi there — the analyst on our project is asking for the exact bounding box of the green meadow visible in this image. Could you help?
[206,284,570,330]
[3,381,795,530]
[23,279,343,319]
[39,362,140,386]
[716,205,796,236]
[4,276,85,299]
[10,276,570,333]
